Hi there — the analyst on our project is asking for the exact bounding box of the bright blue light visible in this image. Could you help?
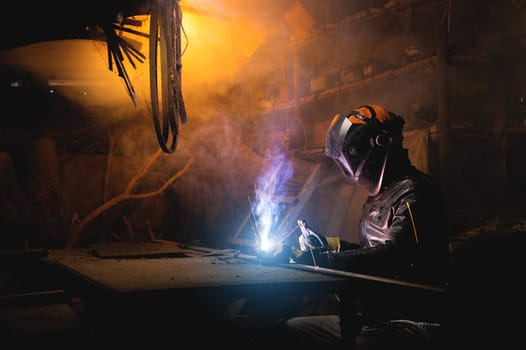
[252,148,294,251]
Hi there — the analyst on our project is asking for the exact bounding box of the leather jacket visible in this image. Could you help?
[330,154,449,286]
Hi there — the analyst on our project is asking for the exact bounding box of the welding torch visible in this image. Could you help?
[297,219,326,251]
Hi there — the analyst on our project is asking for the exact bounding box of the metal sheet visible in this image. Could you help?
[44,249,344,294]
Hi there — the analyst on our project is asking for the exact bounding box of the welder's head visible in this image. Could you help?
[325,104,404,195]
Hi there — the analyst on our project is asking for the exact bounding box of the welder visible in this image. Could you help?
[295,104,449,283]
[274,104,450,348]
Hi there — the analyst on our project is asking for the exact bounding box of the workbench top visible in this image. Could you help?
[43,244,345,295]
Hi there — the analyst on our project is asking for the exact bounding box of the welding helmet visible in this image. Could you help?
[325,104,404,195]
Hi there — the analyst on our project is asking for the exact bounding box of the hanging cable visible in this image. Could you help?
[149,0,188,153]
[104,22,139,106]
[101,0,188,154]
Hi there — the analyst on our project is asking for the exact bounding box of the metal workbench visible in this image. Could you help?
[38,241,446,347]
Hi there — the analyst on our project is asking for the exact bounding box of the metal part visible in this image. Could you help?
[282,262,447,294]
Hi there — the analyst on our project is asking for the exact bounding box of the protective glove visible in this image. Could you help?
[297,219,341,252]
[298,219,326,250]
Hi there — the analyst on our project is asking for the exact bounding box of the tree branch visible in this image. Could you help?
[66,155,194,248]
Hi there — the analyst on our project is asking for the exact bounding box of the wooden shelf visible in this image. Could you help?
[258,55,436,115]
[250,0,436,118]
[315,56,436,99]
[291,0,425,49]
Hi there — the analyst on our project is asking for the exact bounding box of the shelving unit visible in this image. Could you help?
[258,55,437,116]
[247,0,441,129]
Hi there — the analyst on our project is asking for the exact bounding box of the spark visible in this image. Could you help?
[250,146,294,252]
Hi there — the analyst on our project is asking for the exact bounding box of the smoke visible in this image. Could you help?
[179,0,292,89]
[0,0,442,246]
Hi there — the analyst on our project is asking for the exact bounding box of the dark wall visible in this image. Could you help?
[1,0,526,250]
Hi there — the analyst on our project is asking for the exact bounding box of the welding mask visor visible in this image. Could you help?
[325,113,390,194]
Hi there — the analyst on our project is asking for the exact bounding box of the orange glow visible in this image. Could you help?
[180,11,264,87]
[0,3,269,120]
[112,7,267,92]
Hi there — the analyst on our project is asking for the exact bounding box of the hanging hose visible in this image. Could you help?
[149,0,188,153]
[103,0,188,153]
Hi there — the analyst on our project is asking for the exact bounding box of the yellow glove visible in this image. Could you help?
[326,236,341,252]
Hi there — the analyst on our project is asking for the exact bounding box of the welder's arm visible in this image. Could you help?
[327,193,421,274]
[293,242,397,272]
[329,243,398,274]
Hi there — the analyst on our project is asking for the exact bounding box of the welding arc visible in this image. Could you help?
[248,196,261,242]
[276,225,300,245]
[149,0,188,153]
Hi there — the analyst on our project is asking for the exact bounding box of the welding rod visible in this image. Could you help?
[281,263,446,294]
